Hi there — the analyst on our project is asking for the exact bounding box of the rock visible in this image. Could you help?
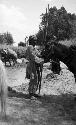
[17,59,22,64]
[60,61,68,69]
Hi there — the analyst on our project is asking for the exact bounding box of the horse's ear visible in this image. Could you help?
[53,41,58,47]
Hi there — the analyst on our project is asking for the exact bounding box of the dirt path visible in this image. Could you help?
[0,63,76,125]
[0,95,76,125]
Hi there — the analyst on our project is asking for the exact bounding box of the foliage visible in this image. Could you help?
[16,46,27,58]
[0,32,14,45]
[36,6,76,46]
[36,30,45,45]
[18,41,26,47]
[10,46,27,58]
[28,35,37,46]
[0,44,27,59]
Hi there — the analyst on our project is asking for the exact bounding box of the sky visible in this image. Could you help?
[0,0,76,46]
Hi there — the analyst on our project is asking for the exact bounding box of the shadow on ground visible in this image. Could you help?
[7,86,76,125]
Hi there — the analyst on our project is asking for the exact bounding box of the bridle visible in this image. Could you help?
[46,43,55,59]
[47,43,60,64]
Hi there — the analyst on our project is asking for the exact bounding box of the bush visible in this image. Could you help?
[10,46,27,58]
[0,44,27,59]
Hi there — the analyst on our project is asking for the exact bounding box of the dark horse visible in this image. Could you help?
[42,42,76,82]
[1,49,17,66]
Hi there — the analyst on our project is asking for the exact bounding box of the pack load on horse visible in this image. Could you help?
[25,45,44,96]
[0,49,11,66]
[1,48,17,66]
[6,48,17,65]
[43,41,76,82]
[7,48,17,58]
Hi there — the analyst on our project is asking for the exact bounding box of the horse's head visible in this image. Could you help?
[42,42,61,62]
[40,43,54,63]
[46,42,56,56]
[40,48,48,63]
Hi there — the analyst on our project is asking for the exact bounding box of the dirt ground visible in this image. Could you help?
[0,61,76,125]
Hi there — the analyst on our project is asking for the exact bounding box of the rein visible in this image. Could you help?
[50,60,60,65]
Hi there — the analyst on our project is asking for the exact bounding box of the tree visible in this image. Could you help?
[28,35,37,46]
[36,6,76,46]
[4,32,14,45]
[0,34,4,44]
[18,41,26,47]
[36,29,45,45]
[0,32,14,45]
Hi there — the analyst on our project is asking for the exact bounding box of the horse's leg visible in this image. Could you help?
[37,69,40,94]
[38,64,43,94]
[14,61,16,66]
[14,60,16,66]
[1,86,6,117]
[9,60,11,66]
[12,59,14,66]
[10,62,11,66]
[39,76,41,94]
[13,59,16,66]
[36,68,39,92]
[0,61,7,118]
[12,60,14,66]
[5,61,6,66]
[39,65,43,94]
[74,74,76,83]
[1,95,6,117]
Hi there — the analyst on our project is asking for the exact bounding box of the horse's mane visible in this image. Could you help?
[53,42,70,54]
[54,42,76,58]
[54,42,69,48]
[56,43,76,51]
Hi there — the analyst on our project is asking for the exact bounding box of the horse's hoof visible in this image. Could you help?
[8,86,12,91]
[30,96,37,100]
[0,112,7,120]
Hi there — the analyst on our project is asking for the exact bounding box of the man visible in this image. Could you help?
[26,45,44,97]
[25,45,38,97]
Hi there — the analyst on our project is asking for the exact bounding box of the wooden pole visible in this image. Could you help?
[48,4,49,13]
[44,4,50,43]
[45,8,47,41]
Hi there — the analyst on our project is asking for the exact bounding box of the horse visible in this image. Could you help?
[1,49,17,66]
[42,42,76,82]
[0,59,7,117]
